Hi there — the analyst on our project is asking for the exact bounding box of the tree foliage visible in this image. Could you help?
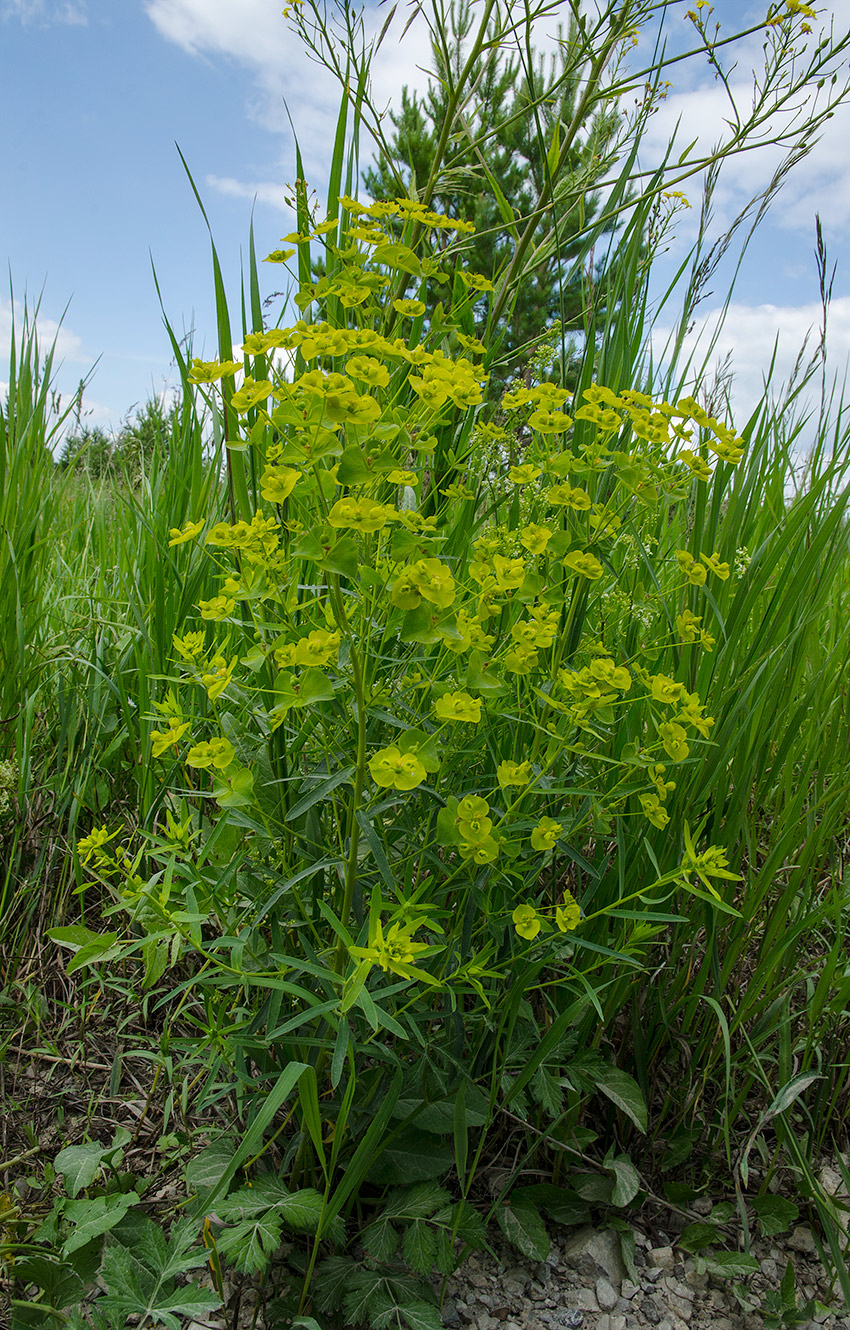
[363,1,621,391]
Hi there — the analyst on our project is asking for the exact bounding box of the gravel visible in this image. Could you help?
[440,1218,850,1330]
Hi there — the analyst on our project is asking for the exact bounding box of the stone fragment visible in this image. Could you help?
[788,1226,817,1254]
[595,1277,619,1311]
[620,1279,639,1301]
[442,1299,461,1328]
[561,1227,627,1283]
[475,1314,499,1330]
[568,1287,599,1313]
[553,1312,584,1330]
[647,1246,675,1271]
[641,1296,662,1324]
[691,1197,713,1215]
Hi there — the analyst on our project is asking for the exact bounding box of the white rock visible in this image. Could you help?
[561,1227,627,1283]
[595,1277,619,1311]
[620,1280,639,1300]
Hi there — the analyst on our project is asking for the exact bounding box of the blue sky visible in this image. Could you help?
[1,0,848,436]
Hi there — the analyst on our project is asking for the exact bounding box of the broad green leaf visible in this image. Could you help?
[185,1139,235,1194]
[54,1143,107,1197]
[319,537,359,579]
[511,1184,590,1228]
[278,1188,327,1233]
[367,1128,453,1185]
[402,1218,437,1275]
[752,1195,799,1237]
[607,1155,641,1207]
[590,1065,648,1133]
[213,765,255,809]
[215,1211,284,1273]
[401,1300,445,1330]
[496,1196,550,1262]
[698,1251,760,1279]
[297,667,335,707]
[60,1192,138,1256]
[362,1216,401,1262]
[66,933,121,974]
[679,1222,719,1253]
[48,925,104,952]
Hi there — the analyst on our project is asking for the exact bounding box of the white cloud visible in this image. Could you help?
[653,295,850,426]
[0,297,87,369]
[1,0,86,23]
[206,174,295,216]
[640,77,850,243]
[145,0,433,184]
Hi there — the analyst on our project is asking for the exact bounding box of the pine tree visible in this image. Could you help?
[363,1,621,392]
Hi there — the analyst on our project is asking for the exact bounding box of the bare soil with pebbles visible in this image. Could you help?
[437,1220,850,1330]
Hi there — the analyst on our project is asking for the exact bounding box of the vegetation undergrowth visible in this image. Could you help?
[2,1,850,1327]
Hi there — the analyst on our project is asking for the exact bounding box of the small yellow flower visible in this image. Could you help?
[328,497,391,533]
[393,298,426,317]
[230,377,274,412]
[639,792,670,829]
[701,551,730,580]
[520,523,553,555]
[548,482,591,510]
[186,737,236,770]
[503,645,539,674]
[529,408,572,434]
[168,519,205,547]
[493,554,526,591]
[201,656,236,702]
[347,355,391,388]
[508,463,542,485]
[408,557,456,608]
[260,466,300,504]
[676,549,707,586]
[187,357,242,384]
[531,817,562,852]
[555,891,581,932]
[563,550,604,580]
[198,595,236,622]
[434,691,482,723]
[77,824,123,864]
[649,674,686,705]
[512,903,541,940]
[369,746,427,791]
[497,760,533,789]
[173,631,205,660]
[151,719,190,758]
[659,721,689,762]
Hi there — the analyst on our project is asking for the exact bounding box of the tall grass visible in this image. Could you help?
[4,0,850,1321]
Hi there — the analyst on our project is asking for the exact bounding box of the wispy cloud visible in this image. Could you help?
[145,0,433,184]
[206,174,296,217]
[653,295,850,425]
[1,0,87,24]
[0,297,87,367]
